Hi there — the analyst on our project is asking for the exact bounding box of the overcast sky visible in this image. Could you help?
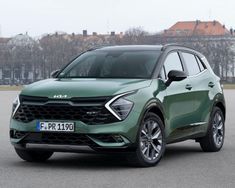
[0,0,234,37]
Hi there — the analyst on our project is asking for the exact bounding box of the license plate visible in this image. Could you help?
[37,121,75,132]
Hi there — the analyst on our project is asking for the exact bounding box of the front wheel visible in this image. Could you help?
[15,148,53,162]
[128,112,166,167]
[199,107,225,152]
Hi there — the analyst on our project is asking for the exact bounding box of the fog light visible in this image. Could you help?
[113,135,124,143]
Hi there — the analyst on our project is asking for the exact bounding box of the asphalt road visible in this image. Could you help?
[0,90,235,188]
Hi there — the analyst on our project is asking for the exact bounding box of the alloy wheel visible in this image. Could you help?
[212,112,224,147]
[140,119,163,161]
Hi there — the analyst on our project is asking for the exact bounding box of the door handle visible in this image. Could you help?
[208,82,215,88]
[185,84,192,90]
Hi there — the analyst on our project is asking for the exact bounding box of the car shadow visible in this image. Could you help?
[163,144,203,161]
[10,143,204,169]
[12,153,130,169]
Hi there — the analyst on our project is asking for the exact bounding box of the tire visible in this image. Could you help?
[199,107,225,152]
[127,112,166,167]
[15,148,53,162]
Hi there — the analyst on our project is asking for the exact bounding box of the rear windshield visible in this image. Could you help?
[58,50,161,79]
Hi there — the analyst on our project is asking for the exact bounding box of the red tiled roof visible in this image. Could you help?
[165,20,230,36]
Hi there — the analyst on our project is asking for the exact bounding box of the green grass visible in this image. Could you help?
[223,84,235,89]
[0,85,23,91]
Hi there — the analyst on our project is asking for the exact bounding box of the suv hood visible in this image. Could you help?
[21,78,152,98]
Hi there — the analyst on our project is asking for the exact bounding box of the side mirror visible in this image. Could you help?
[50,69,60,78]
[165,70,187,87]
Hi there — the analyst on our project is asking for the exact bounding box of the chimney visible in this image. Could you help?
[111,31,115,36]
[230,28,233,35]
[223,25,226,29]
[92,32,97,36]
[213,20,216,26]
[196,20,200,25]
[83,30,87,37]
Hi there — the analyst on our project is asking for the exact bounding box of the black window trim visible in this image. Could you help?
[195,55,207,71]
[195,55,202,71]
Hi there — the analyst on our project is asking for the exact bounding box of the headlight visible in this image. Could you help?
[110,98,133,120]
[12,95,20,116]
[105,91,135,120]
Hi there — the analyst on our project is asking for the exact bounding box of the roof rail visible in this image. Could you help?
[87,46,102,51]
[161,43,195,51]
[86,44,111,51]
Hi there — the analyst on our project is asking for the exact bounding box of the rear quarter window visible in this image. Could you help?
[195,56,206,71]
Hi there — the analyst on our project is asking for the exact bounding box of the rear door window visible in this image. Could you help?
[181,52,200,76]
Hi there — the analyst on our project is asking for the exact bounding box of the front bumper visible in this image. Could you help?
[10,110,141,152]
[14,143,97,153]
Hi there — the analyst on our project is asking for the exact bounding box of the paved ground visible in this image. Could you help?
[0,90,235,188]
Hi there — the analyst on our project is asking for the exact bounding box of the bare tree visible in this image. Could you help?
[123,27,148,45]
[0,30,235,84]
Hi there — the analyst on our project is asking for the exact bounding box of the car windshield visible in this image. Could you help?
[58,50,161,79]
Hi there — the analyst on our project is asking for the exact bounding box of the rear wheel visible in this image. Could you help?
[199,107,225,152]
[15,148,53,162]
[128,112,165,167]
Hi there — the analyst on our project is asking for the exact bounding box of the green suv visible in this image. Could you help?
[10,45,226,166]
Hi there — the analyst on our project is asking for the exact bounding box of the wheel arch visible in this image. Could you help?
[214,101,226,120]
[211,92,226,119]
[141,100,165,127]
[210,92,226,121]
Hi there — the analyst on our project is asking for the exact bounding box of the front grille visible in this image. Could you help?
[13,95,119,125]
[11,131,122,146]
